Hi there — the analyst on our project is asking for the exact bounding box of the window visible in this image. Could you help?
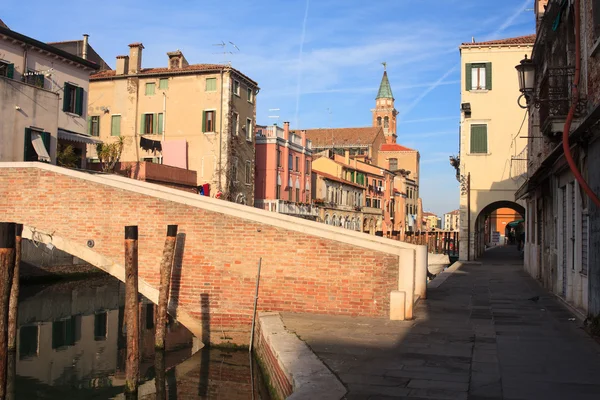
[94,312,107,341]
[246,118,253,141]
[306,160,310,174]
[377,116,382,126]
[19,325,39,360]
[24,69,44,88]
[24,129,50,162]
[233,80,240,96]
[203,110,216,132]
[52,317,77,349]
[247,87,253,102]
[470,124,488,154]
[288,154,293,169]
[141,113,163,135]
[159,78,168,89]
[232,112,239,136]
[245,160,252,185]
[63,83,84,115]
[594,0,600,39]
[145,304,154,330]
[366,197,372,207]
[276,181,281,199]
[88,116,100,136]
[206,77,217,91]
[466,63,492,91]
[0,61,15,78]
[145,82,156,95]
[111,115,121,136]
[295,156,299,171]
[389,158,398,171]
[232,157,238,182]
[277,150,282,167]
[384,116,389,128]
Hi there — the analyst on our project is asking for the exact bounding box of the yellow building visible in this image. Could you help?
[457,35,534,260]
[89,43,258,204]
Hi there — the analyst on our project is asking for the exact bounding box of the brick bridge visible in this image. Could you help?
[0,163,427,345]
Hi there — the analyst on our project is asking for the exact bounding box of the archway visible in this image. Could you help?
[473,200,525,259]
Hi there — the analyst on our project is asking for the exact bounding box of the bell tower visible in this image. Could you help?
[372,62,398,144]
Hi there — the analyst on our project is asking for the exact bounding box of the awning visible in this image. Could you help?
[30,132,51,162]
[58,129,103,145]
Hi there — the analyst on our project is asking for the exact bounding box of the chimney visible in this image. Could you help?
[116,55,129,75]
[283,121,290,139]
[300,129,307,147]
[82,34,89,60]
[128,43,144,74]
[167,50,189,69]
[344,150,350,165]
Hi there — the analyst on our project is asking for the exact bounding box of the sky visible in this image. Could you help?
[3,0,535,216]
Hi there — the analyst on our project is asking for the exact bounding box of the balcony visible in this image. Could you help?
[289,133,302,146]
[255,199,319,218]
[538,67,587,138]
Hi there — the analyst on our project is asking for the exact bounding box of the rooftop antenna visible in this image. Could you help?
[212,40,240,66]
[268,108,280,125]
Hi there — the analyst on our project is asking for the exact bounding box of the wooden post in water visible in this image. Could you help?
[8,224,22,352]
[124,226,139,396]
[0,223,16,400]
[155,225,178,350]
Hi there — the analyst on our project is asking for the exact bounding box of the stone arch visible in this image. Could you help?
[324,214,331,225]
[21,225,203,338]
[377,116,382,126]
[384,116,389,128]
[474,200,526,258]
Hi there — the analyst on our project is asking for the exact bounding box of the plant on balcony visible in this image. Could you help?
[57,144,80,169]
[96,136,126,173]
[314,198,325,205]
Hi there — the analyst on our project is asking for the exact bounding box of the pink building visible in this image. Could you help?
[255,122,317,219]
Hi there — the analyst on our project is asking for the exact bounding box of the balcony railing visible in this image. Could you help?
[289,133,302,146]
[255,199,319,217]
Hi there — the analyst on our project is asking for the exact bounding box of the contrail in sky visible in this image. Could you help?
[295,0,310,128]
[402,0,531,118]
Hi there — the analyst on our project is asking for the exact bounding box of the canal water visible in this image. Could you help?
[14,276,271,399]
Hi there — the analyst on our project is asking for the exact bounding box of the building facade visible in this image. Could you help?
[89,44,258,204]
[457,34,534,260]
[443,209,461,231]
[516,0,600,316]
[0,25,100,166]
[254,122,317,219]
[306,127,385,165]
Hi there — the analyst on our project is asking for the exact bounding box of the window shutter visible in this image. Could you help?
[112,115,121,136]
[153,113,158,134]
[202,111,206,133]
[470,124,488,153]
[140,114,146,134]
[63,83,71,111]
[158,113,164,134]
[7,64,14,79]
[465,63,472,91]
[485,63,492,90]
[75,87,84,115]
[87,117,92,135]
[23,128,32,161]
[42,132,51,154]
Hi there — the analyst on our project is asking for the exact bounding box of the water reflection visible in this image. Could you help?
[14,276,270,399]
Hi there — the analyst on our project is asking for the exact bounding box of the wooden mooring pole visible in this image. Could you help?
[124,226,139,396]
[8,224,22,352]
[0,223,16,400]
[155,225,178,350]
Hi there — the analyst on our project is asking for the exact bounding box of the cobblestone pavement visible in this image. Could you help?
[281,246,600,400]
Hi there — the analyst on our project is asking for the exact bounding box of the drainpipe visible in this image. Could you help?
[161,91,166,164]
[467,172,471,261]
[218,68,224,191]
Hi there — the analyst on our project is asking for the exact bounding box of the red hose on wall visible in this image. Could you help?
[563,0,600,208]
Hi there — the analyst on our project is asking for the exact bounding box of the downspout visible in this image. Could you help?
[218,68,224,191]
[161,91,166,164]
[562,0,600,208]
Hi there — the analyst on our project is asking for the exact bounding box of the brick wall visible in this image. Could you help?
[254,319,292,399]
[0,164,403,345]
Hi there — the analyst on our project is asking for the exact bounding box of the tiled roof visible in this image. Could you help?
[380,143,416,152]
[461,34,536,47]
[313,170,366,189]
[306,127,383,147]
[90,64,258,86]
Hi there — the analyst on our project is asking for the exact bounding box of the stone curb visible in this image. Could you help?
[259,312,347,400]
[428,260,465,289]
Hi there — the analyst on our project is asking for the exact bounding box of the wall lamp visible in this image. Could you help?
[515,55,535,109]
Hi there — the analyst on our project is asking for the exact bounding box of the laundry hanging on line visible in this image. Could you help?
[140,136,162,152]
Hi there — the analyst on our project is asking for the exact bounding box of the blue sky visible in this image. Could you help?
[4,0,534,216]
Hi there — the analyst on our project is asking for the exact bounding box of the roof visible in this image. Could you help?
[461,34,536,47]
[423,212,438,217]
[332,155,386,177]
[376,70,394,100]
[48,39,112,71]
[305,127,383,147]
[380,143,416,152]
[90,63,258,86]
[0,26,99,70]
[446,209,460,215]
[313,170,366,189]
[0,19,8,29]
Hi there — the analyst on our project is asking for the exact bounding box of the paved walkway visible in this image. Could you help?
[281,246,600,400]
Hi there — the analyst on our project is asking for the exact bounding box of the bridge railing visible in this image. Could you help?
[401,231,459,256]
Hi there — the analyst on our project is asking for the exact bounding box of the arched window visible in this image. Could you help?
[384,116,389,128]
[377,116,382,126]
[325,214,331,225]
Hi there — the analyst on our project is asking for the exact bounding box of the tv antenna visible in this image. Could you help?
[268,108,280,125]
[212,40,241,65]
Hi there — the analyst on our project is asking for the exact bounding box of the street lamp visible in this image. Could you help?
[515,55,535,108]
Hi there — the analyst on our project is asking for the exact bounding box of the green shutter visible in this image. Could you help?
[87,117,92,135]
[465,63,472,91]
[140,114,146,134]
[42,132,51,157]
[159,79,168,90]
[6,64,14,79]
[23,128,32,161]
[75,87,84,115]
[158,113,164,134]
[470,124,488,154]
[153,113,158,134]
[63,83,71,112]
[485,62,492,90]
[202,111,206,133]
[145,83,155,95]
[111,115,121,136]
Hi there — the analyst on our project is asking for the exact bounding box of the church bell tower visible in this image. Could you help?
[372,62,398,144]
